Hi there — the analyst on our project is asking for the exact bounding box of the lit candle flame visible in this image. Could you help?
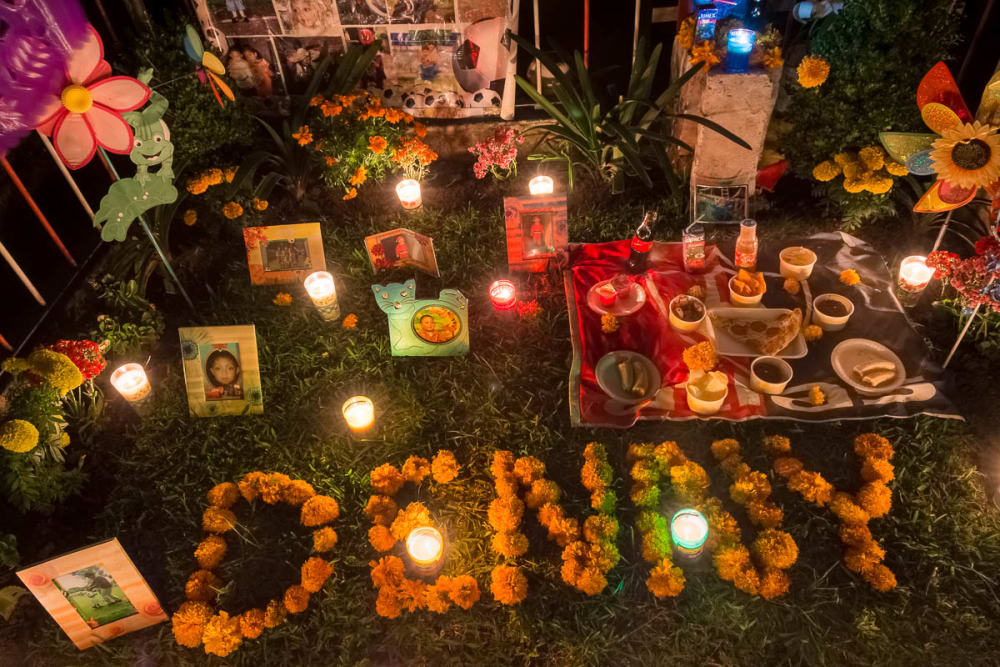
[342,396,375,432]
[406,526,443,566]
[529,175,554,195]
[110,363,151,403]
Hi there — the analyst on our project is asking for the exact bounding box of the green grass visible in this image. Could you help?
[4,177,1000,666]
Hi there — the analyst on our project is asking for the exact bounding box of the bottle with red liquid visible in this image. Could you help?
[627,211,657,274]
[734,219,758,271]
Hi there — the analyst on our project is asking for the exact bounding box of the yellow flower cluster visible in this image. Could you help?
[3,348,83,396]
[273,292,292,306]
[840,269,861,286]
[813,148,906,195]
[173,472,339,655]
[803,324,823,342]
[765,434,897,591]
[185,167,232,195]
[222,201,243,219]
[797,55,830,88]
[689,40,720,67]
[0,419,39,453]
[682,340,717,372]
[677,17,695,50]
[762,46,784,70]
[628,442,687,597]
[600,313,620,333]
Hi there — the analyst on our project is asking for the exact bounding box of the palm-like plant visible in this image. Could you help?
[512,33,750,196]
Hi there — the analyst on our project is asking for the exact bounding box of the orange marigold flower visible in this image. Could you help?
[524,478,560,509]
[273,292,292,306]
[375,587,402,618]
[257,472,291,503]
[202,507,237,534]
[448,575,481,609]
[313,526,339,552]
[300,494,340,527]
[830,492,870,524]
[720,455,750,480]
[183,209,197,226]
[575,567,608,596]
[730,471,771,505]
[682,340,717,371]
[325,156,336,166]
[753,529,798,570]
[759,567,790,599]
[861,458,895,484]
[371,463,405,495]
[204,168,223,185]
[237,472,265,501]
[371,555,407,589]
[513,456,546,485]
[206,482,239,508]
[172,600,212,647]
[845,542,885,574]
[342,313,358,329]
[398,577,427,612]
[252,196,269,211]
[647,560,686,598]
[369,525,397,552]
[762,435,792,456]
[389,502,431,541]
[194,535,228,570]
[863,563,897,591]
[492,530,529,558]
[714,544,752,581]
[856,482,892,518]
[263,599,286,628]
[854,433,894,461]
[224,166,237,182]
[787,470,834,506]
[185,569,221,602]
[239,608,265,640]
[689,40,720,67]
[201,611,242,657]
[839,522,873,547]
[424,579,453,613]
[349,165,368,186]
[414,122,427,138]
[309,95,324,107]
[364,495,398,526]
[301,557,334,593]
[747,501,783,528]
[773,456,804,478]
[839,269,861,286]
[733,566,761,595]
[431,450,460,483]
[281,479,316,506]
[292,125,313,146]
[491,565,528,605]
[321,101,343,117]
[488,496,525,532]
[711,438,741,461]
[368,135,388,154]
[401,455,431,483]
[670,461,710,504]
[283,585,310,613]
[491,450,516,478]
[809,385,826,405]
[187,177,209,195]
[653,441,685,469]
[342,187,358,200]
[222,202,243,219]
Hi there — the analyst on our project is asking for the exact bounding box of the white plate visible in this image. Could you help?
[707,307,808,359]
[587,279,647,316]
[594,351,661,403]
[831,338,905,396]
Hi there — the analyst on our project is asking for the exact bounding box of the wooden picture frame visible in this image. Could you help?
[243,222,326,285]
[178,325,264,417]
[364,228,440,277]
[503,194,569,272]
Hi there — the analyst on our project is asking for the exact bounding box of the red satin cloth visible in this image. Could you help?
[566,240,766,427]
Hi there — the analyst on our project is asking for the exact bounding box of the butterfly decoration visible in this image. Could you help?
[183,24,234,108]
[880,62,1000,216]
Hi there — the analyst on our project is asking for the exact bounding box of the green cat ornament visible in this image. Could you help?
[93,69,178,242]
[372,279,469,357]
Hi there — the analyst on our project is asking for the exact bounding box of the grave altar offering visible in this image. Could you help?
[372,279,469,357]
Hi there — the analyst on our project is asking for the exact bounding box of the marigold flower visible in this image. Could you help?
[653,441,685,470]
[402,455,431,483]
[839,522,873,547]
[349,165,368,186]
[839,269,861,286]
[239,608,265,640]
[714,545,751,581]
[670,461,710,504]
[431,450,460,483]
[797,55,830,88]
[809,385,826,405]
[631,481,660,508]
[224,166,237,182]
[300,494,340,527]
[342,313,358,329]
[863,563,897,591]
[600,313,620,333]
[414,122,427,138]
[787,469,834,505]
[205,482,239,509]
[861,458,895,484]
[525,479,561,509]
[719,456,749,481]
[753,529,798,570]
[857,482,892,518]
[491,530,529,558]
[204,168,223,185]
[257,472,291,503]
[0,419,38,453]
[845,541,885,574]
[513,456,546,485]
[859,146,885,171]
[309,95,324,107]
[491,565,528,604]
[583,515,618,543]
[368,135,388,154]
[574,567,608,596]
[759,567,790,599]
[677,16,695,49]
[263,599,286,628]
[762,46,784,69]
[690,40,719,67]
[375,587,403,618]
[710,438,741,461]
[448,575,481,609]
[812,160,841,182]
[390,502,431,541]
[683,340,717,372]
[730,471,772,505]
[292,125,313,146]
[398,577,427,612]
[283,585,310,613]
[370,463,405,495]
[369,525,396,552]
[281,479,316,506]
[18,348,83,395]
[172,601,212,647]
[773,456,803,478]
[201,610,242,657]
[273,292,292,306]
[640,527,672,564]
[183,209,197,226]
[424,580,453,613]
[301,557,334,593]
[648,560,686,597]
[325,156,336,166]
[321,101,342,117]
[492,450,516,477]
[187,178,209,195]
[370,555,406,589]
[238,472,265,501]
[803,324,823,342]
[342,187,358,200]
[488,496,525,532]
[830,492,870,524]
[885,159,909,176]
[252,197,268,211]
[854,433,893,461]
[185,569,221,602]
[364,495,398,526]
[733,566,761,595]
[221,201,243,219]
[747,501,783,529]
[194,535,228,570]
[203,507,237,534]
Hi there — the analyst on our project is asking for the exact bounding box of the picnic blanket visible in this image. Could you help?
[565,231,960,427]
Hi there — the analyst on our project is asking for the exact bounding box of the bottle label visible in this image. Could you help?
[735,249,756,269]
[631,236,653,253]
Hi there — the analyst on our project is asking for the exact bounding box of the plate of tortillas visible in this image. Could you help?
[831,339,905,396]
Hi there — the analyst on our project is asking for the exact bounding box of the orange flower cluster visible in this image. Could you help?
[391,136,438,179]
[292,125,313,146]
[172,472,339,655]
[185,167,228,195]
[764,433,897,591]
[370,555,480,618]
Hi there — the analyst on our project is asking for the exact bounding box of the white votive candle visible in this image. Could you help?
[396,179,422,210]
[304,271,340,321]
[110,363,151,403]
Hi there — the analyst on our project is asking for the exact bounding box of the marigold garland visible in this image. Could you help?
[172,472,339,656]
[763,434,897,592]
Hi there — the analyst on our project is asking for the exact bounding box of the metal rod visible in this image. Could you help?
[633,0,641,68]
[0,239,46,306]
[943,300,983,368]
[931,209,954,252]
[0,155,76,266]
[533,0,542,93]
[36,131,94,218]
[583,0,590,67]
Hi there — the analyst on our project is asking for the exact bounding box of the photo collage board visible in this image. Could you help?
[189,0,515,117]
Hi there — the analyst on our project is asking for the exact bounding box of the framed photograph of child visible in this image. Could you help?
[178,325,264,417]
[364,228,440,277]
[692,183,749,224]
[16,538,166,650]
[503,194,569,272]
[244,222,326,285]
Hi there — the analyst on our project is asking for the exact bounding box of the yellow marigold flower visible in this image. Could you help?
[730,471,771,505]
[185,569,221,602]
[653,441,685,469]
[803,324,823,342]
[300,494,340,527]
[342,313,358,329]
[272,292,292,307]
[759,567,790,599]
[859,146,885,171]
[313,526,338,552]
[27,348,83,395]
[600,313,620,333]
[172,600,212,647]
[640,527,672,563]
[682,340,717,371]
[714,544,751,581]
[203,507,237,534]
[689,40,719,67]
[863,563,897,591]
[524,479,560,509]
[630,481,660,508]
[646,560,685,598]
[762,46,784,69]
[583,515,618,543]
[238,472,265,501]
[402,455,431,483]
[813,160,841,182]
[257,472,291,503]
[431,450,460,483]
[424,579,453,613]
[281,479,316,506]
[773,456,804,478]
[809,385,826,405]
[492,530,529,558]
[491,565,527,605]
[194,535,227,570]
[309,95,324,107]
[857,482,892,518]
[677,16,695,50]
[733,566,761,595]
[670,461,710,504]
[342,187,358,200]
[448,575,480,610]
[788,469,834,506]
[206,482,239,509]
[283,585,310,613]
[375,587,403,618]
[488,496,525,532]
[710,438,741,462]
[762,435,791,457]
[370,555,406,589]
[349,165,367,186]
[885,159,909,176]
[830,492,870,524]
[845,541,885,574]
[797,55,830,88]
[370,464,405,495]
[368,135,388,154]
[839,269,861,286]
[183,209,197,226]
[369,525,396,552]
[252,197,268,211]
[753,529,798,570]
[747,500,783,528]
[222,201,243,219]
[866,174,893,194]
[263,599,286,628]
[292,125,313,146]
[843,177,866,193]
[861,458,895,484]
[364,495,398,526]
[301,557,334,593]
[239,608,265,640]
[0,419,39,453]
[854,433,893,461]
[204,168,223,185]
[840,521,873,547]
[224,167,237,183]
[514,456,546,485]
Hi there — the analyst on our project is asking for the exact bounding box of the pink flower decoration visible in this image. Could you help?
[34,25,150,170]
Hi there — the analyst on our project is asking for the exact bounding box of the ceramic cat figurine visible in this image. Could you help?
[372,278,469,357]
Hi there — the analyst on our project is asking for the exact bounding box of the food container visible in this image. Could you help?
[779,247,817,280]
[749,356,793,394]
[812,293,854,331]
[729,276,763,307]
[686,384,728,415]
[668,295,706,332]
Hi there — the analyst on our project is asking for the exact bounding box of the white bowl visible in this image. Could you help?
[728,276,763,307]
[686,384,728,415]
[779,247,817,280]
[812,293,854,331]
[668,295,706,332]
[749,356,793,394]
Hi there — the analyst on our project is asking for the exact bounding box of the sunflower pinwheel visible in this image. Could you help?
[183,24,234,108]
[880,62,1000,215]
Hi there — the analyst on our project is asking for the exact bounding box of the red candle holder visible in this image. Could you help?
[489,279,517,311]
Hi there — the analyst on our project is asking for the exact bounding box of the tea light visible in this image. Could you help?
[898,255,934,293]
[726,28,756,73]
[396,178,422,210]
[110,363,151,404]
[670,508,709,558]
[489,279,517,310]
[342,395,374,433]
[695,8,718,40]
[406,526,443,566]
[304,271,340,321]
[528,175,554,195]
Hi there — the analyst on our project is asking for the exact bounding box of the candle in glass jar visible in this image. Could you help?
[489,279,517,310]
[726,29,756,73]
[406,526,443,567]
[110,363,151,403]
[304,271,340,321]
[396,178,422,210]
[898,255,934,293]
[342,395,374,432]
[670,508,709,558]
[529,175,554,195]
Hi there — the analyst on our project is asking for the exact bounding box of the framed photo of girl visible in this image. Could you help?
[16,538,166,650]
[178,325,264,417]
[244,222,326,285]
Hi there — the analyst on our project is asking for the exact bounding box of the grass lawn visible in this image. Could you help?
[4,176,1000,666]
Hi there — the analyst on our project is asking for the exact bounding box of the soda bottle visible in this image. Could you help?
[627,211,657,274]
[734,219,758,271]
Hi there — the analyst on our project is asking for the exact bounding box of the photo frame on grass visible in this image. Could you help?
[244,223,325,285]
[503,194,568,272]
[16,538,166,650]
[691,183,749,224]
[364,228,440,277]
[178,325,263,417]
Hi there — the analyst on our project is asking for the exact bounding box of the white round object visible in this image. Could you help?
[587,280,646,316]
[749,356,793,395]
[668,294,706,332]
[812,293,854,331]
[831,338,905,396]
[779,246,817,280]
[595,351,661,403]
